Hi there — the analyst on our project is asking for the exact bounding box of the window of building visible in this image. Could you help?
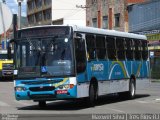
[92,18,97,28]
[114,13,120,27]
[35,12,42,22]
[86,34,96,60]
[35,0,42,8]
[44,9,51,20]
[28,1,34,10]
[96,35,106,59]
[103,16,108,29]
[44,0,51,5]
[102,0,107,5]
[28,2,31,10]
[28,15,35,24]
[106,36,116,60]
[92,0,97,4]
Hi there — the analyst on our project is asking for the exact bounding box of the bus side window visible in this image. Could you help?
[134,39,142,60]
[142,40,148,60]
[126,38,134,60]
[106,36,116,60]
[75,33,86,73]
[96,35,106,59]
[86,34,96,60]
[116,37,125,60]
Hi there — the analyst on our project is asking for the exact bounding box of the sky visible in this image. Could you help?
[0,0,27,16]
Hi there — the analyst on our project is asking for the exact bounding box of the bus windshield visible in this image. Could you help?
[15,35,74,78]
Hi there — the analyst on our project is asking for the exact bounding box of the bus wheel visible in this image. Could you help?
[38,101,46,108]
[119,78,136,100]
[127,78,136,99]
[88,83,98,106]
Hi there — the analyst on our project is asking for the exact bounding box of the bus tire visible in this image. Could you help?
[88,82,98,106]
[127,78,136,99]
[119,78,136,100]
[38,101,46,108]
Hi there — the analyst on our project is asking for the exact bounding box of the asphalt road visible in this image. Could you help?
[0,80,160,120]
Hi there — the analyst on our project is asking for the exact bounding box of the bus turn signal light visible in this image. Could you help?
[70,84,74,89]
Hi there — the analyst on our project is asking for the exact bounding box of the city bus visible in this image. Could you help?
[12,25,149,107]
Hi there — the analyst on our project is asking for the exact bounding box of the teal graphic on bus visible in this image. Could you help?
[13,25,149,107]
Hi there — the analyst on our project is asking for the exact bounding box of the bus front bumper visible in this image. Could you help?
[15,86,77,101]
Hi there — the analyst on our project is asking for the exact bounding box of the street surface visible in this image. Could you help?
[0,80,160,120]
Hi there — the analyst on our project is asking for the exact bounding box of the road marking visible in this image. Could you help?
[0,101,10,107]
[100,106,125,113]
[136,100,149,103]
[108,108,125,113]
[155,98,160,101]
[14,100,33,106]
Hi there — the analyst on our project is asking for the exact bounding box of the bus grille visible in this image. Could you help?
[29,94,56,99]
[22,80,63,85]
[29,86,55,92]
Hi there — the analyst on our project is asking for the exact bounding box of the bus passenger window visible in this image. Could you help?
[134,40,142,60]
[116,37,125,60]
[96,35,106,59]
[126,39,134,60]
[142,40,148,60]
[86,34,96,60]
[106,36,116,60]
[75,33,86,73]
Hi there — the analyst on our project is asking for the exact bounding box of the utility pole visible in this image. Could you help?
[17,0,23,30]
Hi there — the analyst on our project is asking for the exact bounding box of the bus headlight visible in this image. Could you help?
[58,84,74,90]
[15,87,26,91]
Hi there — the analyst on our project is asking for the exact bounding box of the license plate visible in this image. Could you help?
[6,72,12,74]
[56,90,68,94]
[3,71,12,75]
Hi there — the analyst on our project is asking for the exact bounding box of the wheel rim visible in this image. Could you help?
[131,83,135,97]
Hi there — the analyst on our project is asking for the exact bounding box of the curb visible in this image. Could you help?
[151,80,160,82]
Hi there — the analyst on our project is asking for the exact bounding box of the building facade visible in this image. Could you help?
[86,0,127,31]
[86,0,145,31]
[128,0,160,33]
[27,0,86,26]
[127,0,145,4]
[27,0,52,26]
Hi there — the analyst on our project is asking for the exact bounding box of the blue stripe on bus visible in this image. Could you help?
[76,60,149,83]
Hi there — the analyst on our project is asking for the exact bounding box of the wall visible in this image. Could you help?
[86,0,127,31]
[128,0,160,32]
[127,0,145,4]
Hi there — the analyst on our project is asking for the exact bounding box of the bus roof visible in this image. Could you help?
[20,25,147,40]
[72,25,147,40]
